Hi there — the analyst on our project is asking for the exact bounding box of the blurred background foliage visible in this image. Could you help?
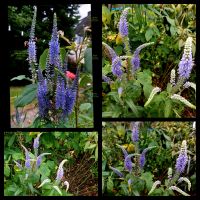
[102,4,196,91]
[102,121,196,196]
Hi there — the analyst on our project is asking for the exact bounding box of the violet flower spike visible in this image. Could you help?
[131,122,139,142]
[109,166,124,178]
[178,37,193,80]
[21,145,31,169]
[112,56,123,78]
[28,6,37,64]
[175,140,188,174]
[56,159,68,182]
[33,133,42,149]
[36,153,51,168]
[118,7,130,37]
[124,154,134,173]
[131,42,154,72]
[49,13,60,67]
[37,70,49,118]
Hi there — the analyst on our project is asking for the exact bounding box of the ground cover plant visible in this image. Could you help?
[10,6,93,128]
[102,121,196,196]
[4,132,98,196]
[102,4,196,118]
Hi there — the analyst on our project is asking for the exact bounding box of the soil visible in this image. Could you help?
[11,105,38,128]
[64,153,98,196]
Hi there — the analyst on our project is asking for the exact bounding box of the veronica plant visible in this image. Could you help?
[102,7,196,118]
[109,122,157,196]
[9,134,71,196]
[148,140,191,196]
[13,6,85,127]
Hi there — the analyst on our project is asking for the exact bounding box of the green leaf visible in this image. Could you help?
[107,177,113,192]
[166,16,175,26]
[39,48,66,71]
[80,103,91,112]
[8,134,16,147]
[102,5,111,25]
[84,48,92,73]
[39,49,49,71]
[145,28,154,41]
[164,99,172,117]
[4,165,10,177]
[95,146,98,161]
[11,75,32,82]
[140,172,154,191]
[170,26,177,36]
[14,84,37,107]
[114,45,123,55]
[125,99,139,117]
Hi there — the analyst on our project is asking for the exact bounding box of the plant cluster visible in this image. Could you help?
[11,6,93,128]
[102,5,196,118]
[102,122,196,196]
[4,132,98,196]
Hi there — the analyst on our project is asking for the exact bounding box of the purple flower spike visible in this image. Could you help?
[36,153,51,168]
[118,8,130,37]
[28,6,37,64]
[178,37,193,80]
[117,144,128,158]
[110,166,124,178]
[175,140,188,173]
[131,42,154,72]
[49,13,60,67]
[37,77,49,118]
[131,122,139,142]
[33,133,42,149]
[102,75,111,84]
[55,78,66,110]
[112,56,123,78]
[139,150,146,169]
[28,41,36,64]
[21,145,31,169]
[118,87,123,96]
[56,160,67,182]
[124,154,133,173]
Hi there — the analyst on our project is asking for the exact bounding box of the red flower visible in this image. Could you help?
[66,71,75,79]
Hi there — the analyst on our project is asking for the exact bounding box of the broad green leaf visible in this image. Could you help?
[14,84,37,107]
[107,177,113,192]
[125,99,139,117]
[102,5,111,25]
[4,165,10,177]
[141,172,154,191]
[8,134,16,147]
[39,48,66,71]
[145,28,154,41]
[84,48,92,73]
[166,16,175,26]
[80,103,91,112]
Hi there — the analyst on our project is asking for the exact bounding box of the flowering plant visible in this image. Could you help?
[102,121,196,196]
[102,6,196,118]
[12,6,93,128]
[4,133,71,196]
